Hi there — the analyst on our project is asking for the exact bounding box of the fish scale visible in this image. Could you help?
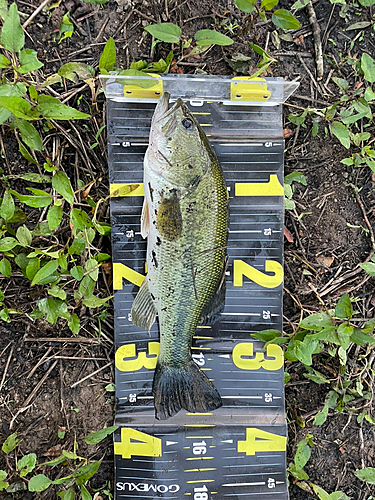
[102,74,299,500]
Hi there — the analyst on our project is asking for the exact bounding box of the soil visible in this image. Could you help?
[1,0,375,499]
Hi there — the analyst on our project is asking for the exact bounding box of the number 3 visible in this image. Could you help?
[232,342,283,371]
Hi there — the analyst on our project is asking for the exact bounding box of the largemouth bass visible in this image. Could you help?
[131,92,229,420]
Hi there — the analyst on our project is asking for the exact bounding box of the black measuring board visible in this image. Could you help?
[107,95,288,500]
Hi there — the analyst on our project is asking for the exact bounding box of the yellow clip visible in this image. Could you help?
[230,77,271,102]
[123,73,163,99]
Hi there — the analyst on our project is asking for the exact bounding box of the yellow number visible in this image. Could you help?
[114,428,162,458]
[232,343,283,371]
[110,183,145,197]
[113,262,145,289]
[115,342,160,372]
[237,428,287,456]
[233,260,283,288]
[235,175,283,197]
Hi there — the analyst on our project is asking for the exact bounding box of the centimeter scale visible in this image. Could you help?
[101,74,299,500]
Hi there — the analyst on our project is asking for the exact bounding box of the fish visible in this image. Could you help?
[131,92,229,420]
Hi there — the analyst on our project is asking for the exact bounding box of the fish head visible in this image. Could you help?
[147,92,210,189]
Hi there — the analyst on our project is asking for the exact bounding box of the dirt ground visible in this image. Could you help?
[1,0,375,498]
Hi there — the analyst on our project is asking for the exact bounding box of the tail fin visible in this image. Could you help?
[152,360,222,420]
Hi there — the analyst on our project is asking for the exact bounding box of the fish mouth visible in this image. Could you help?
[152,92,183,124]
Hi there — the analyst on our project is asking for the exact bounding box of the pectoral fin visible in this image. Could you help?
[131,278,157,331]
[141,198,150,239]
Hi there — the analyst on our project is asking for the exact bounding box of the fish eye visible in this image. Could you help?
[182,119,193,129]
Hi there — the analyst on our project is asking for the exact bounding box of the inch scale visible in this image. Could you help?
[103,75,298,500]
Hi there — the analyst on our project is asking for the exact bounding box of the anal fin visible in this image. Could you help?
[131,278,157,330]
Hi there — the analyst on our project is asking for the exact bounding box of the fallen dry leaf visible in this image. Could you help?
[283,128,294,139]
[293,34,305,48]
[44,444,62,457]
[102,262,112,275]
[316,254,334,268]
[284,225,294,243]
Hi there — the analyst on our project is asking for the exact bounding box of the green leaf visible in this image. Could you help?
[18,173,51,183]
[0,258,11,278]
[18,141,38,165]
[294,338,319,365]
[2,432,21,453]
[194,29,233,46]
[304,368,329,385]
[52,171,74,204]
[335,294,352,319]
[0,190,15,222]
[250,329,282,342]
[70,208,93,230]
[99,37,116,72]
[284,171,307,186]
[17,453,37,477]
[84,425,118,444]
[235,0,257,13]
[351,328,375,346]
[294,434,313,470]
[57,488,75,500]
[144,23,181,43]
[16,225,32,247]
[310,484,330,500]
[29,94,90,121]
[360,261,375,276]
[82,295,112,308]
[58,62,95,83]
[38,297,69,323]
[261,0,278,10]
[313,391,338,426]
[0,2,24,53]
[332,77,349,93]
[0,237,19,252]
[18,49,43,73]
[272,9,301,30]
[80,484,92,500]
[56,12,73,44]
[0,471,7,482]
[71,265,84,281]
[361,53,375,84]
[355,467,375,484]
[48,285,66,301]
[364,87,375,102]
[11,189,52,208]
[0,54,10,68]
[47,204,63,231]
[299,312,332,330]
[16,119,43,151]
[329,122,350,149]
[73,461,101,486]
[291,0,309,9]
[85,258,99,281]
[28,474,52,492]
[68,233,87,255]
[68,313,80,334]
[359,0,375,4]
[26,258,40,281]
[288,462,309,480]
[0,96,31,120]
[31,260,59,286]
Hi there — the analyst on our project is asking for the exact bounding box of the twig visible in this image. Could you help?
[22,0,50,29]
[298,54,318,88]
[0,345,14,393]
[24,336,100,343]
[70,361,112,388]
[306,0,323,80]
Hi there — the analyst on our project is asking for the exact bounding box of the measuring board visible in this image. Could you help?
[102,75,298,500]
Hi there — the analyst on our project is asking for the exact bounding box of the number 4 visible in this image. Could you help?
[237,428,287,456]
[114,428,162,458]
